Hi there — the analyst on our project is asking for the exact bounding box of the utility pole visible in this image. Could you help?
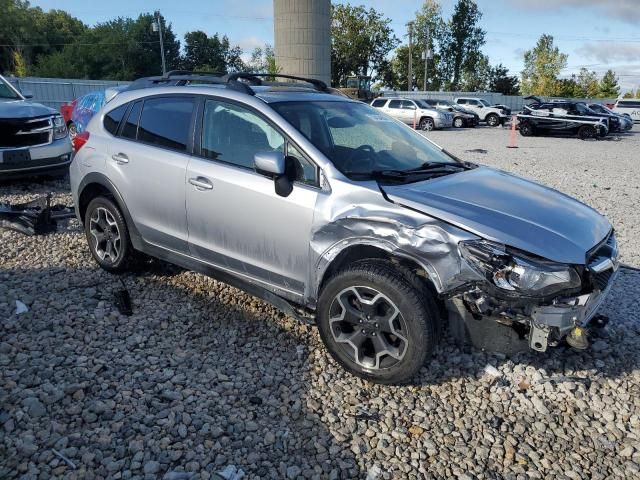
[153,11,167,75]
[423,24,430,92]
[407,21,414,92]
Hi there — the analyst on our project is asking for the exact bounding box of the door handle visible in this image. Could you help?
[111,153,129,164]
[189,176,213,190]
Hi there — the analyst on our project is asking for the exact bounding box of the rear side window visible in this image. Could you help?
[388,100,401,109]
[121,101,142,140]
[371,99,387,108]
[138,97,195,152]
[103,104,127,135]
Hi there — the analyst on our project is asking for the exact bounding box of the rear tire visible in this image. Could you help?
[68,122,77,140]
[84,196,133,272]
[317,260,438,384]
[578,125,596,140]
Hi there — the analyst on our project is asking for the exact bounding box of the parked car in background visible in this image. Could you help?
[0,74,72,178]
[371,97,453,130]
[420,99,479,128]
[62,86,128,139]
[586,103,633,131]
[613,99,640,123]
[70,71,619,384]
[518,100,615,139]
[454,97,510,126]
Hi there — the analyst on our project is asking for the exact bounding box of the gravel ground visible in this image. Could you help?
[1,128,639,479]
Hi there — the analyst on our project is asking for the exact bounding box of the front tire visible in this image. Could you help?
[578,125,596,140]
[486,113,500,127]
[519,121,534,137]
[68,122,77,140]
[419,117,435,131]
[453,117,464,128]
[317,261,438,384]
[84,196,133,272]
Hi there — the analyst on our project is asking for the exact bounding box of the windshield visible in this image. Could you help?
[414,100,432,109]
[271,100,460,179]
[0,79,21,100]
[479,99,491,107]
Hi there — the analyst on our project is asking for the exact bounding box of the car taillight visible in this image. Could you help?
[72,131,90,152]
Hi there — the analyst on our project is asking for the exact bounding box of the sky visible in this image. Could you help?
[30,0,640,92]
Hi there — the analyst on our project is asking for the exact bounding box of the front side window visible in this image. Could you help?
[271,100,459,179]
[0,80,20,100]
[479,99,491,107]
[201,99,284,169]
[401,100,416,110]
[287,143,317,186]
[388,100,402,109]
[137,96,195,152]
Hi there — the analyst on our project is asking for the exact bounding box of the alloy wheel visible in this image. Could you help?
[89,207,121,264]
[328,286,408,370]
[454,117,464,128]
[68,123,77,140]
[420,118,434,131]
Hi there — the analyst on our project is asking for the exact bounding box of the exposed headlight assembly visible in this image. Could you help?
[53,115,68,140]
[459,240,581,297]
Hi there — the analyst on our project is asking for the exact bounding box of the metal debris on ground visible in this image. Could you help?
[351,408,381,422]
[296,345,304,361]
[114,277,133,316]
[15,300,29,315]
[464,148,489,154]
[0,194,75,235]
[52,448,77,469]
[212,464,245,480]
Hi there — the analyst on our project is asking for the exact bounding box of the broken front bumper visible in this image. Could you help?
[446,268,618,355]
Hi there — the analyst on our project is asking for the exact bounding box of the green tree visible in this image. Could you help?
[461,54,490,91]
[12,50,28,76]
[439,0,486,90]
[488,64,519,95]
[331,4,399,87]
[556,77,579,98]
[622,90,634,99]
[245,44,280,77]
[411,0,446,90]
[598,69,619,98]
[182,32,242,73]
[521,34,568,96]
[574,67,599,98]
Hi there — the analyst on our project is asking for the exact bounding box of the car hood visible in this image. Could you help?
[0,100,57,119]
[382,167,611,264]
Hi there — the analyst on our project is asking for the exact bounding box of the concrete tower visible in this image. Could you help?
[273,0,331,85]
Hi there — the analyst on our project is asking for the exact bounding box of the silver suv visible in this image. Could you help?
[70,72,618,384]
[371,97,453,130]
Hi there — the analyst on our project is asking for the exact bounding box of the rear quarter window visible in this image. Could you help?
[103,104,128,135]
[617,101,640,108]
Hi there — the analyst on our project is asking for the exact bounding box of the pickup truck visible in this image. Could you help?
[0,75,72,178]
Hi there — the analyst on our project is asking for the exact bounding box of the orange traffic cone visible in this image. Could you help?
[507,114,518,149]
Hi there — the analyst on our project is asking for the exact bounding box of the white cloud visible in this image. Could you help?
[508,0,640,24]
[576,42,640,64]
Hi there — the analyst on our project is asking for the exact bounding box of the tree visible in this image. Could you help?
[598,69,620,98]
[12,50,28,76]
[489,64,519,95]
[439,0,486,90]
[521,34,568,96]
[331,4,399,87]
[574,68,599,98]
[181,32,242,73]
[245,44,280,77]
[411,0,446,90]
[622,90,634,99]
[461,54,490,91]
[556,77,579,98]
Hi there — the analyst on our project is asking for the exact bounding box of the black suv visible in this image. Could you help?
[519,98,619,139]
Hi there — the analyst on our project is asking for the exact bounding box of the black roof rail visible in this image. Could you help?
[127,71,255,95]
[126,71,331,96]
[225,73,329,92]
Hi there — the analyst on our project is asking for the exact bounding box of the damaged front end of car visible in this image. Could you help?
[445,232,619,354]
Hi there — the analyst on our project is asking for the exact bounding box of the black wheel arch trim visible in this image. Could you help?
[77,172,144,250]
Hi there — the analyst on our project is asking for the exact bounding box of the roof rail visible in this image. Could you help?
[126,71,331,96]
[127,71,255,95]
[225,73,329,92]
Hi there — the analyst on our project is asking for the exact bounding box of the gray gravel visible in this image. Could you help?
[1,129,639,479]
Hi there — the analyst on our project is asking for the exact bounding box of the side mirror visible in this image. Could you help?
[255,151,285,176]
[254,151,293,197]
[22,90,33,99]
